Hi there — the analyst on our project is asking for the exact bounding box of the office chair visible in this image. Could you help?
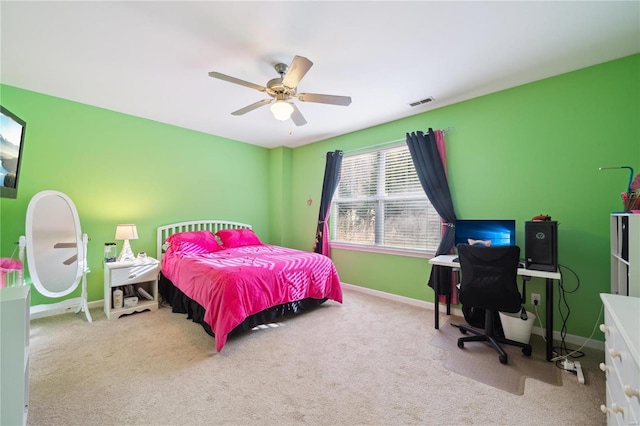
[456,244,532,364]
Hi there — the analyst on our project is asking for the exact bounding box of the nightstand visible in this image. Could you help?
[104,258,159,320]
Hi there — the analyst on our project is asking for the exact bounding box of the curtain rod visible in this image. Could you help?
[341,138,405,155]
[336,126,453,157]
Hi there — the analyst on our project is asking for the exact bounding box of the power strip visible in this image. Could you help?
[562,359,585,384]
[574,361,584,384]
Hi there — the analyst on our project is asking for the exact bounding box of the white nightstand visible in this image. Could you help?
[104,258,160,320]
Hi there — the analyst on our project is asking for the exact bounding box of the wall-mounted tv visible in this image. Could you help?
[0,106,27,199]
[455,219,516,247]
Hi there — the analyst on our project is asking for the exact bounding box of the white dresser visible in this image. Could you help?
[0,285,30,426]
[600,293,640,425]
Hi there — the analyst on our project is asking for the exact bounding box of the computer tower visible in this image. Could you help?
[525,221,558,272]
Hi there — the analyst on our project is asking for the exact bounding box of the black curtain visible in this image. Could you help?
[313,150,343,255]
[406,130,457,294]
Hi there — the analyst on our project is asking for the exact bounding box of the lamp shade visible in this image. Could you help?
[115,224,138,241]
[270,100,294,121]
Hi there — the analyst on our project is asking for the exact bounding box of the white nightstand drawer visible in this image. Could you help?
[108,263,158,287]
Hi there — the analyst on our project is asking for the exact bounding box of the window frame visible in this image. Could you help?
[329,144,441,259]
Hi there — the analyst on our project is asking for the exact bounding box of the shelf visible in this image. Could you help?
[610,214,639,297]
[611,254,630,266]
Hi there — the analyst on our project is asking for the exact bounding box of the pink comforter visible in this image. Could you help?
[162,244,342,351]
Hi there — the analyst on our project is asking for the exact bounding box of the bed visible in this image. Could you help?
[156,220,343,351]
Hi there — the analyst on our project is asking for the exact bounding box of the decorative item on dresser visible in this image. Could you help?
[599,293,640,425]
[156,220,343,352]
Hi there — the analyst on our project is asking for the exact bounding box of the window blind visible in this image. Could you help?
[331,145,441,253]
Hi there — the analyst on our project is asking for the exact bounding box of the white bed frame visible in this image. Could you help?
[156,220,252,261]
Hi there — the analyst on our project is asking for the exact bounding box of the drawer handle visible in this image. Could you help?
[128,273,138,279]
[609,348,622,359]
[624,385,640,400]
[600,403,624,415]
[599,362,609,372]
[599,324,609,333]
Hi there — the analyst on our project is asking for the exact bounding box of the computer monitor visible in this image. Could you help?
[454,219,516,247]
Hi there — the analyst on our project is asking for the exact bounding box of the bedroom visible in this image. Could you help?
[0,2,639,423]
[0,0,638,347]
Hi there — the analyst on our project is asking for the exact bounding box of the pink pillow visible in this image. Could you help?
[166,230,222,254]
[215,228,263,248]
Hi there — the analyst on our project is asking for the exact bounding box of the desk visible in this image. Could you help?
[429,254,562,361]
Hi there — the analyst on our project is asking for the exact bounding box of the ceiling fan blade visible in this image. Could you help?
[290,103,307,127]
[231,99,273,116]
[297,93,352,106]
[208,71,267,92]
[282,56,313,88]
[55,241,78,264]
[63,254,78,265]
[54,242,77,248]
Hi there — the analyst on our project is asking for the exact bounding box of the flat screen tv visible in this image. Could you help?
[0,106,27,199]
[454,219,516,247]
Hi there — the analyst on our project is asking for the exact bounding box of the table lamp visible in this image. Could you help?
[115,224,138,262]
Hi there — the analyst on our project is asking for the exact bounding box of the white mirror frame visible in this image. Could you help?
[24,190,92,322]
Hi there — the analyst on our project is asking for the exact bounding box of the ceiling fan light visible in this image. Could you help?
[270,100,294,121]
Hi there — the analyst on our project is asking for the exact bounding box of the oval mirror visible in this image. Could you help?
[26,190,83,297]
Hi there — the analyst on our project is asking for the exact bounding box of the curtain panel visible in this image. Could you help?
[313,150,343,256]
[406,129,458,302]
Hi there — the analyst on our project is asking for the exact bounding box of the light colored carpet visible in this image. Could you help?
[429,317,561,395]
[27,288,606,425]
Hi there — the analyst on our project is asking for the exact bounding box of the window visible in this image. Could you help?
[330,145,442,256]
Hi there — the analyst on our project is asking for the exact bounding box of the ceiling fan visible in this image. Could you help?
[208,55,352,126]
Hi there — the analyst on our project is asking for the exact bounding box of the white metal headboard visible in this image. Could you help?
[156,220,252,261]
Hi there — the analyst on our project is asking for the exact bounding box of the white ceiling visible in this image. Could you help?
[1,1,638,149]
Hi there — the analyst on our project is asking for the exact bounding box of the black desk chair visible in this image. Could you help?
[456,244,533,364]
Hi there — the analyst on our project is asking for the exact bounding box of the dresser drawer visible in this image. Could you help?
[608,331,638,391]
[629,405,638,426]
[604,385,626,425]
[603,308,617,348]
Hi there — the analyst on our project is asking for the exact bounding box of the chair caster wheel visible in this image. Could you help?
[499,354,508,364]
[457,339,464,349]
[522,345,532,356]
[459,328,468,335]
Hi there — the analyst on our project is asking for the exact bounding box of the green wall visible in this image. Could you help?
[287,54,640,340]
[1,54,638,341]
[268,147,293,247]
[0,85,272,305]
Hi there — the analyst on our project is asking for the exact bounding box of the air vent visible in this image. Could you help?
[409,97,435,107]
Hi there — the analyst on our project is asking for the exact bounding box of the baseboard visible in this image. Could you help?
[341,282,604,352]
[30,299,103,320]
